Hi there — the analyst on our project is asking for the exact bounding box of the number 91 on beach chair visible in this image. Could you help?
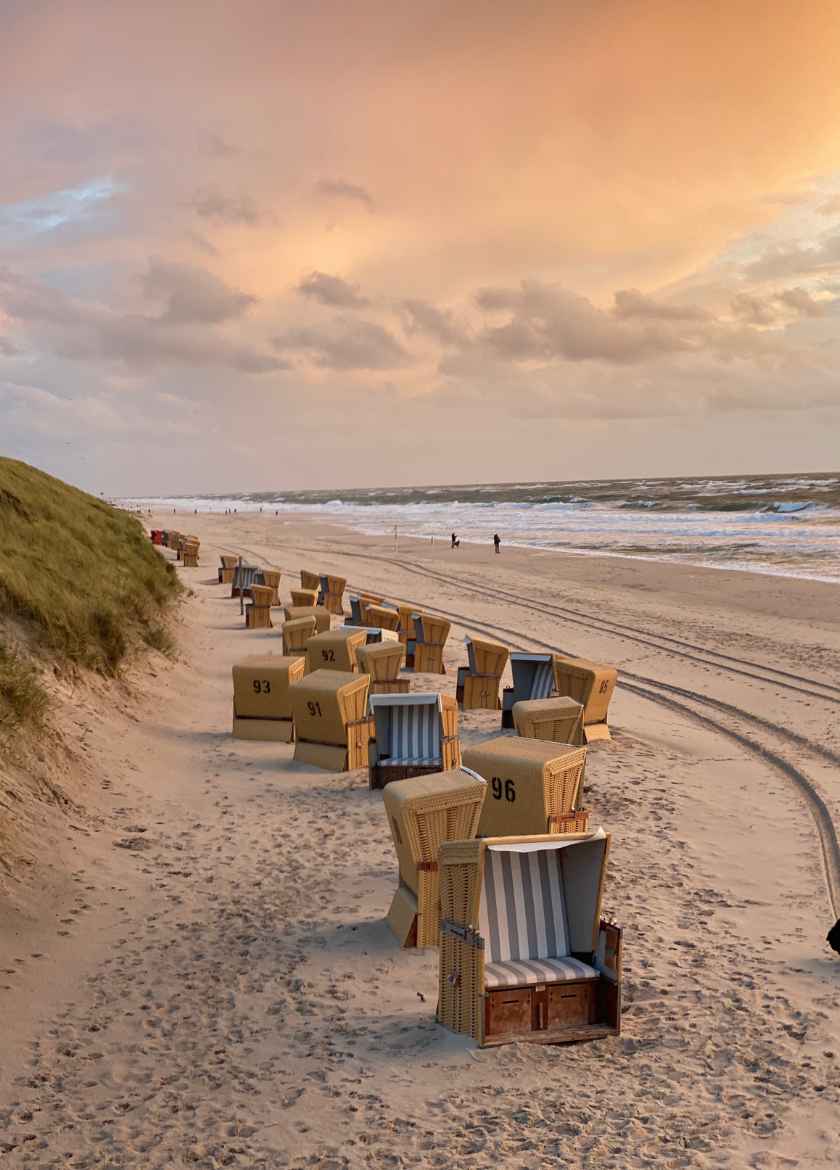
[437,831,622,1047]
[289,669,373,771]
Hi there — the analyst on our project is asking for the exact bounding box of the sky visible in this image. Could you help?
[2,0,840,495]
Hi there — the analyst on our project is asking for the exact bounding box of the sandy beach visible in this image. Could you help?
[2,512,839,1169]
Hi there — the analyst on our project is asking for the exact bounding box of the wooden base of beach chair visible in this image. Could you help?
[245,606,273,629]
[548,808,591,834]
[183,552,198,567]
[483,982,614,1046]
[458,673,502,710]
[413,643,445,674]
[232,715,294,743]
[369,679,411,695]
[583,722,611,743]
[369,762,444,791]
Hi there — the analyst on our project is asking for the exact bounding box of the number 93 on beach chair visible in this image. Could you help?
[231,654,305,742]
[368,692,461,790]
[383,767,487,948]
[437,831,622,1047]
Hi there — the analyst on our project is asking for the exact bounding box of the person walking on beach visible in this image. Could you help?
[451,532,460,549]
[493,533,501,554]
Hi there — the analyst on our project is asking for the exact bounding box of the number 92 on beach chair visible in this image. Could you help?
[437,831,622,1047]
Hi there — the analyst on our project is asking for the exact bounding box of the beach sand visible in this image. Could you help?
[1,512,839,1168]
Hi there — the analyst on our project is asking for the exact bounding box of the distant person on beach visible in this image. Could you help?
[493,533,501,554]
[451,532,460,549]
[829,918,840,954]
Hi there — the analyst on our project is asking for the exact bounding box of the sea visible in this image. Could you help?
[126,472,840,584]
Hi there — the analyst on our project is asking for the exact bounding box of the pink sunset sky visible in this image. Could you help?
[2,1,840,493]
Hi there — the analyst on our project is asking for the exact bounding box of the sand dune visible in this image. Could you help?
[1,514,838,1168]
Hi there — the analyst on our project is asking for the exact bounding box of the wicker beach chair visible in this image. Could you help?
[218,554,239,584]
[457,637,510,711]
[260,569,281,607]
[341,625,400,645]
[552,655,618,742]
[284,604,331,633]
[232,654,305,742]
[182,537,200,567]
[384,768,487,948]
[290,588,318,608]
[513,696,585,745]
[437,831,622,1046]
[407,613,450,675]
[282,615,317,656]
[290,669,373,770]
[231,563,264,599]
[304,629,367,674]
[363,604,402,634]
[501,652,556,728]
[368,692,461,789]
[349,595,384,625]
[300,570,321,592]
[318,574,347,616]
[356,641,409,695]
[245,584,275,629]
[462,736,589,836]
[398,606,417,652]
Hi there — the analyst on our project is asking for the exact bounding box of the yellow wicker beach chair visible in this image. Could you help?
[462,736,589,836]
[383,768,487,948]
[300,569,321,592]
[552,655,618,742]
[260,569,281,607]
[368,692,461,790]
[218,554,239,585]
[437,831,622,1046]
[232,654,305,742]
[245,584,275,629]
[363,604,402,634]
[290,588,318,608]
[356,641,409,695]
[304,629,367,674]
[282,615,317,657]
[284,604,331,632]
[182,537,200,567]
[513,696,585,745]
[457,637,510,711]
[407,613,450,674]
[318,574,347,616]
[290,669,373,770]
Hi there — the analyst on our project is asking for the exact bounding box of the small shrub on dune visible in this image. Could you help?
[0,643,48,731]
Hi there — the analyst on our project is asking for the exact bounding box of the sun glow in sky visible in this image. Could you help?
[3,1,840,493]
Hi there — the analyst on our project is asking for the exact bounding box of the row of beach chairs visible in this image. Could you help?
[199,548,622,1048]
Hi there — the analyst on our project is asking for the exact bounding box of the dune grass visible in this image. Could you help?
[0,458,180,730]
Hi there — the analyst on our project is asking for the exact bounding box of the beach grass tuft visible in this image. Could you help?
[0,458,180,731]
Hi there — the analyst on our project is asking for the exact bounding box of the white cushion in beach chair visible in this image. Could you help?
[479,844,598,988]
[370,693,444,766]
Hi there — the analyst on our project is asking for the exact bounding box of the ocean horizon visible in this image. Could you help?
[126,471,840,584]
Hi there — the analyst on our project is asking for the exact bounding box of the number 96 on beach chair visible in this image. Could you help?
[437,832,622,1046]
[462,736,589,836]
[383,767,487,948]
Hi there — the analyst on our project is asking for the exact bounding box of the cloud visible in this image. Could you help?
[141,260,256,324]
[613,288,711,322]
[0,267,282,374]
[297,271,369,309]
[400,298,467,346]
[744,232,840,281]
[274,318,408,370]
[188,190,262,225]
[313,178,375,210]
[817,195,840,216]
[732,286,828,324]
